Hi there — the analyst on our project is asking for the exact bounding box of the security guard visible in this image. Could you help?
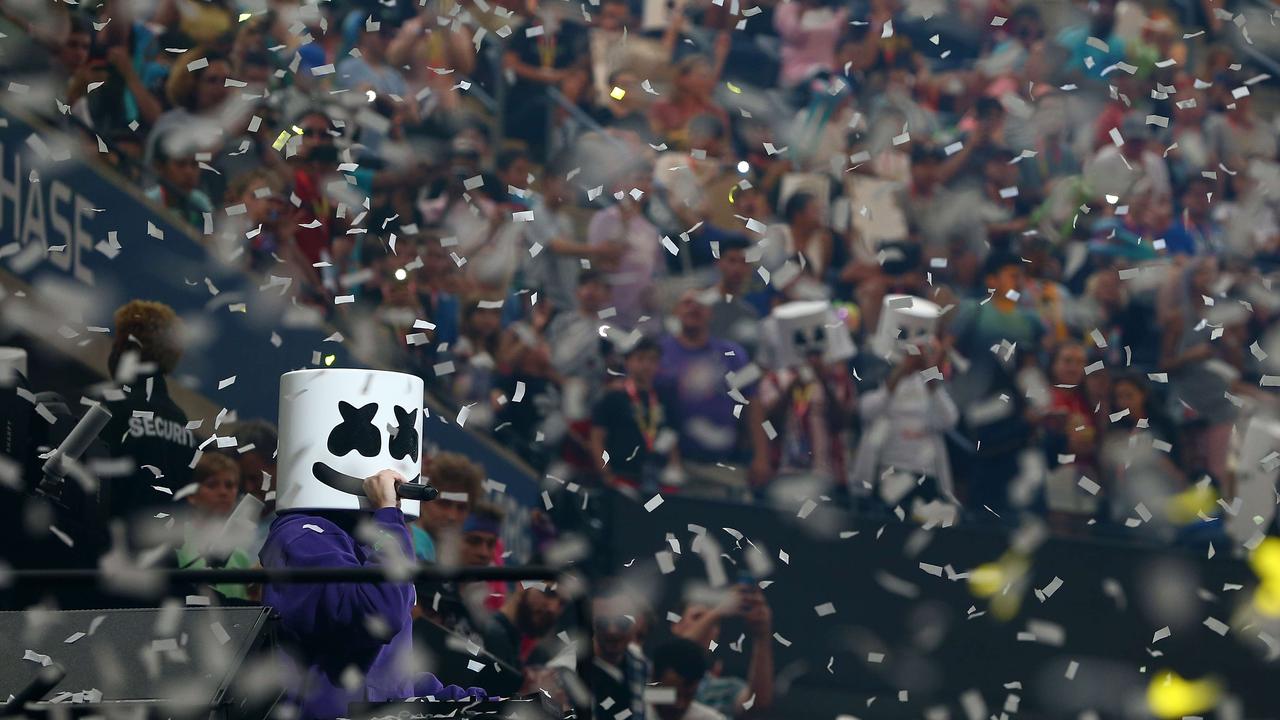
[99,300,199,526]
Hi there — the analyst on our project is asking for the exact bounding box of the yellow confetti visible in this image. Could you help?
[610,86,626,100]
[967,552,1029,621]
[1247,537,1280,616]
[323,354,337,367]
[238,12,253,21]
[1146,670,1221,719]
[1250,537,1280,582]
[292,125,305,135]
[727,82,742,94]
[1166,484,1219,525]
[968,562,1005,598]
[272,130,292,151]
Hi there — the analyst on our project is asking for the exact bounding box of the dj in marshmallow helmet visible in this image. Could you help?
[260,369,484,720]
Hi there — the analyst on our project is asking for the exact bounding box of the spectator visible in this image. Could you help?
[69,33,162,134]
[590,591,650,720]
[1158,256,1247,497]
[1081,266,1161,370]
[547,270,614,415]
[1164,176,1224,257]
[152,0,234,47]
[523,162,616,312]
[286,110,343,284]
[337,18,408,98]
[177,452,253,601]
[767,192,834,298]
[649,55,730,147]
[590,336,679,492]
[707,237,763,358]
[221,419,278,511]
[1101,372,1185,521]
[649,638,724,720]
[217,168,317,284]
[657,290,769,499]
[936,96,1009,190]
[852,339,959,518]
[1203,90,1277,170]
[670,585,775,718]
[1084,112,1172,204]
[218,418,279,558]
[418,500,507,643]
[417,238,464,350]
[458,149,531,294]
[759,339,856,490]
[491,310,565,471]
[587,165,663,327]
[147,51,238,168]
[946,253,1044,518]
[186,451,240,518]
[501,4,590,162]
[592,69,657,143]
[144,141,213,227]
[480,582,565,676]
[450,298,504,409]
[1039,342,1103,533]
[415,452,484,564]
[460,502,508,611]
[772,0,847,87]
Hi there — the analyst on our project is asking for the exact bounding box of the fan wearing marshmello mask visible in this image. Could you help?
[757,301,857,487]
[851,296,961,525]
[260,369,485,720]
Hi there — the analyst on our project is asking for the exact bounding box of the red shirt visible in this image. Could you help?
[292,168,333,265]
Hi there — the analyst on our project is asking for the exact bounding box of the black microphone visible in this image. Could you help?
[38,403,113,500]
[0,663,66,716]
[397,483,440,501]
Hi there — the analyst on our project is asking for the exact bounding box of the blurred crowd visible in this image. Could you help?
[7,298,773,720]
[4,0,1280,534]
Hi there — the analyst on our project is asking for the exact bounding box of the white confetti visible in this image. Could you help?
[1203,617,1229,636]
[22,650,52,666]
[656,551,676,574]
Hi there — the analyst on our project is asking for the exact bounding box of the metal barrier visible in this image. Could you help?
[3,564,595,720]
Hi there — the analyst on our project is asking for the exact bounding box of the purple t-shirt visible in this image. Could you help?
[656,334,754,463]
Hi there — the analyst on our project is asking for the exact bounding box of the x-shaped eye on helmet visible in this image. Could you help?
[389,406,419,462]
[328,401,381,457]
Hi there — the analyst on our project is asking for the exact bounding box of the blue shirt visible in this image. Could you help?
[410,524,437,562]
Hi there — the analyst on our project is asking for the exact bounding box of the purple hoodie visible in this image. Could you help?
[261,508,484,719]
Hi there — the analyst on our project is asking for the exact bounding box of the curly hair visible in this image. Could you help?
[427,451,484,504]
[111,300,184,374]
